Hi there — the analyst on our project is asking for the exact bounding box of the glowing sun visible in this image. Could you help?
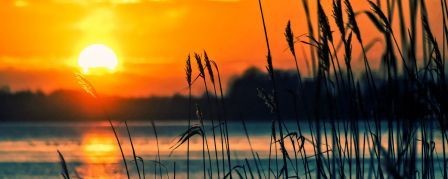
[78,44,118,74]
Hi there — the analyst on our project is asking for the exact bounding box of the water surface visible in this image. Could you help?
[0,121,444,178]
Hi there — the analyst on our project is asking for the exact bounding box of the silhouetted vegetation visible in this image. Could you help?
[2,0,446,178]
[1,67,441,122]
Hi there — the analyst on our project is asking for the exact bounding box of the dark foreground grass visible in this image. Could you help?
[58,0,447,178]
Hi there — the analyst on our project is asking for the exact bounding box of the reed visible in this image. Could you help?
[204,51,225,179]
[125,121,142,179]
[257,0,289,177]
[108,120,130,179]
[300,0,317,77]
[211,60,232,177]
[57,150,70,179]
[150,120,163,179]
[63,0,448,178]
[185,54,192,179]
[75,74,131,179]
[195,52,220,178]
[242,119,265,178]
[195,105,213,179]
[169,120,205,178]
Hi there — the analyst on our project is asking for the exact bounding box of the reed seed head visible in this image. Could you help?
[194,53,205,78]
[332,0,345,37]
[345,0,362,43]
[285,20,296,57]
[318,2,333,42]
[203,51,215,84]
[75,73,98,98]
[185,54,192,87]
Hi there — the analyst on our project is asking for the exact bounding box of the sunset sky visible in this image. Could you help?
[0,0,445,97]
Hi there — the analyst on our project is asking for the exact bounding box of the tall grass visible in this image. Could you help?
[195,52,220,178]
[211,60,233,178]
[151,120,163,179]
[57,150,70,179]
[75,74,131,179]
[58,0,448,178]
[185,54,192,179]
[257,0,289,177]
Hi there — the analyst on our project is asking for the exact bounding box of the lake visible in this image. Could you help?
[0,121,445,178]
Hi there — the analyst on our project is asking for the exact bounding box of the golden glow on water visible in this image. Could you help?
[0,122,447,178]
[76,164,125,179]
[81,132,119,164]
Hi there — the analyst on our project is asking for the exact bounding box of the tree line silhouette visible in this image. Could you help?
[0,66,434,122]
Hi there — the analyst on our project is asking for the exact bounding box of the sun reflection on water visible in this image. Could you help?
[76,131,125,178]
[81,132,119,164]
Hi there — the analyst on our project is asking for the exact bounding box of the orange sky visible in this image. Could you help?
[0,0,445,97]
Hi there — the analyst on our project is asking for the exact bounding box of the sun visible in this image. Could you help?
[78,44,118,74]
